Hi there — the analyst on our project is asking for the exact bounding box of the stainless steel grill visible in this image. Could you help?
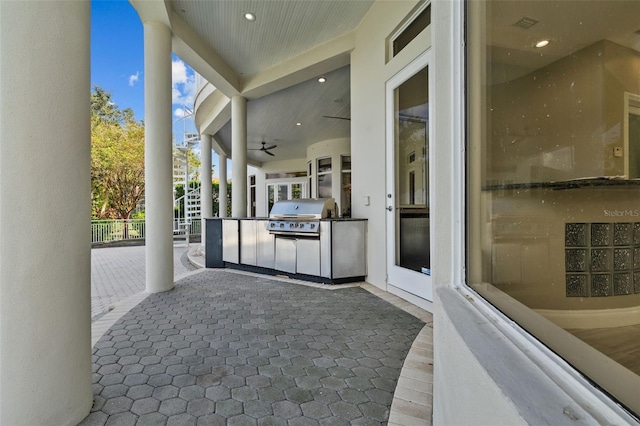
[267,198,336,236]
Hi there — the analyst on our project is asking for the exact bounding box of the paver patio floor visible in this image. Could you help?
[80,270,426,425]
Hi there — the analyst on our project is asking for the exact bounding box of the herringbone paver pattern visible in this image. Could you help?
[80,270,425,425]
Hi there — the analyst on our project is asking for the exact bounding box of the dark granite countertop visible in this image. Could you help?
[483,177,640,191]
[208,217,366,221]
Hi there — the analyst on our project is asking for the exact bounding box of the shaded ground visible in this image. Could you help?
[80,270,425,425]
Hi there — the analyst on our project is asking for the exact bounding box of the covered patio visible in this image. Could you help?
[82,257,433,425]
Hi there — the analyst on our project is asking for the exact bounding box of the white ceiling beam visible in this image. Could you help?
[241,31,355,100]
[170,12,242,97]
[129,0,171,26]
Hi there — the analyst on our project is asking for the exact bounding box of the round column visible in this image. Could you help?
[219,152,228,218]
[0,1,92,424]
[200,134,213,246]
[231,96,248,218]
[144,21,174,293]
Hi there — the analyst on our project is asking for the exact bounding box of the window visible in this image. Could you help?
[317,158,332,199]
[249,175,256,217]
[341,155,352,218]
[267,182,306,212]
[308,162,313,198]
[391,3,431,58]
[467,0,640,414]
[265,171,306,179]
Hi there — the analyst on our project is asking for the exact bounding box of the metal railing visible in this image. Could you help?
[173,218,202,236]
[91,219,146,244]
[91,219,201,244]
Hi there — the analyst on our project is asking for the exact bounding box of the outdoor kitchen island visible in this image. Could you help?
[205,200,367,284]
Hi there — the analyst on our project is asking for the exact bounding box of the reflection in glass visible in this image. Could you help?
[341,155,352,218]
[318,158,332,173]
[292,184,302,200]
[317,158,332,199]
[278,185,287,203]
[268,185,275,212]
[392,4,431,57]
[395,66,429,272]
[341,172,351,218]
[318,174,332,199]
[341,155,351,171]
[467,0,640,414]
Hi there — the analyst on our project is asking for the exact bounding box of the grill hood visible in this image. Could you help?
[269,198,336,219]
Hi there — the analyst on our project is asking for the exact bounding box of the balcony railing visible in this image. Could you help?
[91,219,201,244]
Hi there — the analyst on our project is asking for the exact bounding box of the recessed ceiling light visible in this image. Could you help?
[318,77,327,83]
[244,12,256,22]
[296,122,302,126]
[535,39,550,48]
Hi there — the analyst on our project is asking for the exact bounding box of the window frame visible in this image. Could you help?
[463,0,640,416]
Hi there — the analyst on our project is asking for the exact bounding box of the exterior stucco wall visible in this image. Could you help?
[351,0,429,289]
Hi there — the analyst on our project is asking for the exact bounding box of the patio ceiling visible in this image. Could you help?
[170,0,373,78]
[132,0,375,165]
[216,66,351,163]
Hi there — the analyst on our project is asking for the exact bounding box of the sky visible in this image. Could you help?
[91,0,206,162]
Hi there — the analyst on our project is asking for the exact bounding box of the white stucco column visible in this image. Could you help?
[0,1,92,424]
[200,134,213,246]
[144,21,174,293]
[231,96,248,217]
[219,152,228,217]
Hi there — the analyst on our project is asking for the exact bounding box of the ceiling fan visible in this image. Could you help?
[248,140,277,156]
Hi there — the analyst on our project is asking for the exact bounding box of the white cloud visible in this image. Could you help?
[174,107,188,118]
[172,60,188,84]
[172,58,196,107]
[128,71,139,87]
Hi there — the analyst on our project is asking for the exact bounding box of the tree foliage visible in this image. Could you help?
[91,86,145,219]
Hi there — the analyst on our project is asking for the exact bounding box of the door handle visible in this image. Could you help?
[386,206,393,211]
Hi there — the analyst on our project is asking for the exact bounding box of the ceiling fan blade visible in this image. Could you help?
[264,150,275,156]
[322,115,351,121]
[265,144,277,150]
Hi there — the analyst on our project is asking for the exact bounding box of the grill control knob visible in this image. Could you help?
[310,223,315,229]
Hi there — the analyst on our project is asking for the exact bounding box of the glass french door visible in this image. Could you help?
[267,182,305,212]
[386,51,432,301]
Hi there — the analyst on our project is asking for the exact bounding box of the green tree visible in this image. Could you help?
[91,86,145,222]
